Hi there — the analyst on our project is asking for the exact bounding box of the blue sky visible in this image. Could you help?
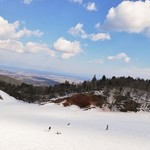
[0,0,150,79]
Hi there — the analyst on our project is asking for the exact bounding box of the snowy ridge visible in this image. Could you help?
[0,90,150,150]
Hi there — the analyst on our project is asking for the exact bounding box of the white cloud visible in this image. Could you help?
[68,23,85,37]
[88,58,104,64]
[104,0,150,35]
[53,37,82,59]
[85,2,97,11]
[89,33,110,41]
[0,16,43,40]
[16,28,43,38]
[23,0,33,5]
[68,23,110,41]
[0,39,55,57]
[107,53,131,63]
[88,53,130,64]
[69,0,83,4]
[25,42,55,56]
[95,22,101,30]
[0,39,24,53]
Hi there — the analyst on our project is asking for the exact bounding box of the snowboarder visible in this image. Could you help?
[106,124,109,130]
[67,123,70,126]
[49,126,51,131]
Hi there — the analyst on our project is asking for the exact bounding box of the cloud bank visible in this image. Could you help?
[0,16,43,40]
[0,16,55,57]
[0,39,55,56]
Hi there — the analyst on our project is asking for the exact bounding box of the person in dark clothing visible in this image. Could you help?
[106,125,109,130]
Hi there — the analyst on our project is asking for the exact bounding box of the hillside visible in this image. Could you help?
[0,74,21,85]
[0,73,59,87]
[53,88,150,112]
[1,75,150,112]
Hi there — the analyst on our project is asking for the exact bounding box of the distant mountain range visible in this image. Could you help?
[0,66,84,86]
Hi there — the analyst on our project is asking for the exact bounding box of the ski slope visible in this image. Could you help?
[0,90,150,150]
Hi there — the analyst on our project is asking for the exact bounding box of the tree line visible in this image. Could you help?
[0,75,150,103]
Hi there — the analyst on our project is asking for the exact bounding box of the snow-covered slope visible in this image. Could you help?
[0,90,150,150]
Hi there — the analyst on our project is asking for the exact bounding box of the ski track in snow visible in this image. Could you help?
[0,90,150,150]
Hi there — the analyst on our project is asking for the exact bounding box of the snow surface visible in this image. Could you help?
[0,90,150,150]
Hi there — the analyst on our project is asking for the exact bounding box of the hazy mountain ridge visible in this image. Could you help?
[0,67,83,86]
[0,74,22,85]
[0,73,59,87]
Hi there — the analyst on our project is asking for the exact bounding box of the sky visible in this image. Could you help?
[0,0,150,79]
